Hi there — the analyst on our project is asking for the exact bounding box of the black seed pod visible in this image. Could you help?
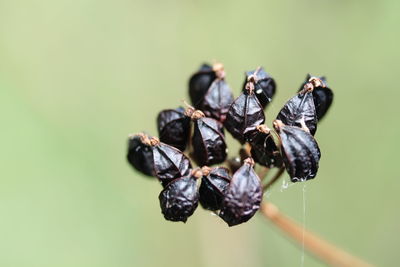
[159,169,201,222]
[126,133,155,177]
[200,78,234,122]
[157,107,191,151]
[276,86,318,135]
[188,64,217,108]
[246,125,283,168]
[242,67,276,109]
[187,108,227,166]
[273,120,321,182]
[219,158,262,227]
[298,74,333,121]
[199,166,231,211]
[150,137,192,187]
[224,78,265,143]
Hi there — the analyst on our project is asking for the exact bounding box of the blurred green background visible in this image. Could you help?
[0,0,399,266]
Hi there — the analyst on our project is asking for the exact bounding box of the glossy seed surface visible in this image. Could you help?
[246,125,283,168]
[276,90,317,135]
[298,74,333,120]
[200,79,234,122]
[199,167,231,211]
[126,133,155,177]
[274,120,321,182]
[151,140,192,187]
[192,117,227,166]
[242,67,276,109]
[188,64,216,108]
[224,84,265,143]
[219,158,262,226]
[159,172,199,222]
[157,107,191,151]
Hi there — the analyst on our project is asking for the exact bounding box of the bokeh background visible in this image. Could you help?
[1,0,399,266]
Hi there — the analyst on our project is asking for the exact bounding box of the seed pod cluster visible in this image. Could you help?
[126,61,333,226]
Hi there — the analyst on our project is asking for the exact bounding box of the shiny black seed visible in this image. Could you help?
[220,158,262,226]
[157,107,191,151]
[188,64,216,108]
[199,167,231,211]
[246,125,283,168]
[159,170,200,222]
[299,74,333,120]
[227,157,242,174]
[191,113,227,166]
[126,133,155,177]
[273,120,321,182]
[200,78,234,122]
[276,88,317,135]
[150,138,192,187]
[242,67,276,109]
[224,81,265,143]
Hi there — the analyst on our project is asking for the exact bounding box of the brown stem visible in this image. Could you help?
[263,167,284,191]
[259,202,374,267]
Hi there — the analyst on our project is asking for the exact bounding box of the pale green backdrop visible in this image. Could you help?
[0,0,399,266]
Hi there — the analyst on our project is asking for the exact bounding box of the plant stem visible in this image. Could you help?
[259,202,373,267]
[262,167,284,191]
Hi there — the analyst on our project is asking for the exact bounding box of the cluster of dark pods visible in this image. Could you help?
[127,63,333,226]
